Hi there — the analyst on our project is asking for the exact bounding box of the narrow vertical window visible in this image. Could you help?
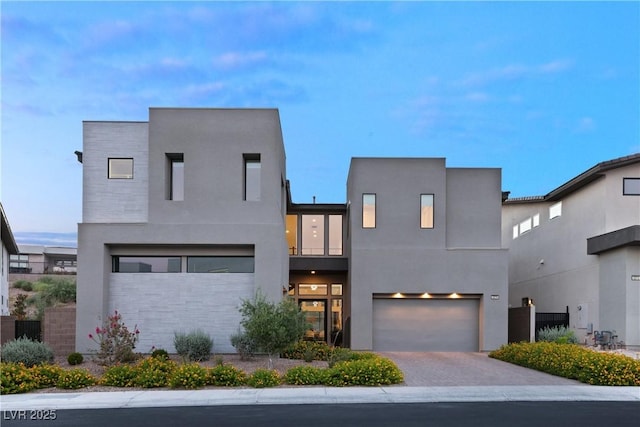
[329,215,343,255]
[167,153,184,201]
[108,158,133,179]
[244,154,261,201]
[420,194,434,229]
[512,225,519,239]
[286,214,298,255]
[362,194,376,228]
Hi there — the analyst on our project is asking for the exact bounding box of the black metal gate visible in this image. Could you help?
[535,306,569,341]
[15,320,42,341]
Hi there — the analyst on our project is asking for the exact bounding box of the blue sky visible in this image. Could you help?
[2,1,639,246]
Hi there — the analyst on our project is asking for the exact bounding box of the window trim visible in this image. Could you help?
[623,177,640,196]
[108,158,134,179]
[362,193,376,229]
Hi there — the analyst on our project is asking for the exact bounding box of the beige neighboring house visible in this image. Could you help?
[502,154,640,348]
[11,245,77,275]
[1,203,19,315]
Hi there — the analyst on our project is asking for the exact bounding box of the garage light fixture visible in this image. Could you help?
[392,293,404,298]
[420,293,432,298]
[449,293,461,299]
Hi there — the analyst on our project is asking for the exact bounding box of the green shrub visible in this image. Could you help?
[67,352,84,365]
[134,357,177,388]
[327,347,353,368]
[537,326,578,344]
[168,363,208,389]
[174,330,213,362]
[151,348,169,360]
[101,364,138,387]
[207,364,247,387]
[246,369,280,388]
[0,362,38,394]
[1,337,54,367]
[12,280,32,290]
[281,340,332,361]
[31,364,64,388]
[324,356,404,387]
[230,331,257,360]
[56,369,96,389]
[283,365,326,385]
[19,282,34,292]
[489,342,640,386]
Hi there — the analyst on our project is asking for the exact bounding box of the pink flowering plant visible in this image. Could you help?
[89,310,140,366]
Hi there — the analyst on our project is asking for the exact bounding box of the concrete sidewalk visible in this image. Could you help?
[2,386,640,411]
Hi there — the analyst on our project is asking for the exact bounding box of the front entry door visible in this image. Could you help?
[300,300,327,342]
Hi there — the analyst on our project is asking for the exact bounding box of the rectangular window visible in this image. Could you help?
[187,256,254,273]
[331,284,343,296]
[108,158,133,179]
[328,215,343,255]
[298,284,328,295]
[244,154,261,201]
[532,213,540,228]
[167,154,184,201]
[420,194,434,229]
[286,214,298,255]
[623,178,640,195]
[519,218,532,234]
[549,201,562,219]
[362,194,376,228]
[112,256,181,273]
[512,225,519,239]
[302,215,324,255]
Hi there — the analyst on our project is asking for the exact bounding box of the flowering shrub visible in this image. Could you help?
[56,369,96,389]
[0,362,38,394]
[89,310,139,366]
[283,365,326,385]
[206,364,247,387]
[31,364,64,389]
[489,342,640,386]
[134,357,177,388]
[168,363,208,389]
[324,356,404,387]
[246,369,280,388]
[101,364,138,387]
[151,348,169,360]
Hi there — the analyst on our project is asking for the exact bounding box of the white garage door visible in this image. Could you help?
[372,298,479,351]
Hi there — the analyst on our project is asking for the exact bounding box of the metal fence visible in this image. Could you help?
[535,306,569,340]
[15,320,42,341]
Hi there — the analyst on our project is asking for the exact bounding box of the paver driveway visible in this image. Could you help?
[380,352,582,386]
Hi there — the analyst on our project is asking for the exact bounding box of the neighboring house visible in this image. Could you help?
[502,154,640,348]
[10,245,77,275]
[1,203,19,315]
[76,107,508,354]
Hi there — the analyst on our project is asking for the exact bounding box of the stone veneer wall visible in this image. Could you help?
[43,307,76,356]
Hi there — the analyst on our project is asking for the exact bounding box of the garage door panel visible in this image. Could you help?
[373,299,479,351]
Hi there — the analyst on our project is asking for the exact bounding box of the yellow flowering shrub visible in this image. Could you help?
[168,363,208,389]
[489,342,640,386]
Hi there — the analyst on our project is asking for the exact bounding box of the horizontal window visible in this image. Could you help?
[187,256,254,273]
[108,158,134,179]
[623,178,640,195]
[112,256,181,273]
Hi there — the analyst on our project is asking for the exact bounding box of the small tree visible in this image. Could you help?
[238,291,308,369]
[11,294,28,320]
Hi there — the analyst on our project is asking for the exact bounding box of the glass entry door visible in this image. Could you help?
[300,300,327,342]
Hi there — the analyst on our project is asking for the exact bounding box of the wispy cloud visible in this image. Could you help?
[459,59,574,87]
[213,51,268,70]
[574,117,596,133]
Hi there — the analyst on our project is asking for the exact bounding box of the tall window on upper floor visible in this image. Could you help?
[108,158,133,179]
[286,214,298,255]
[244,154,261,201]
[362,194,376,228]
[329,215,343,255]
[623,178,640,195]
[420,194,434,229]
[167,154,184,201]
[302,215,324,255]
[549,201,562,219]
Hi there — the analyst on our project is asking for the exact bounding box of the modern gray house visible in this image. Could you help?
[502,154,640,348]
[76,107,508,354]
